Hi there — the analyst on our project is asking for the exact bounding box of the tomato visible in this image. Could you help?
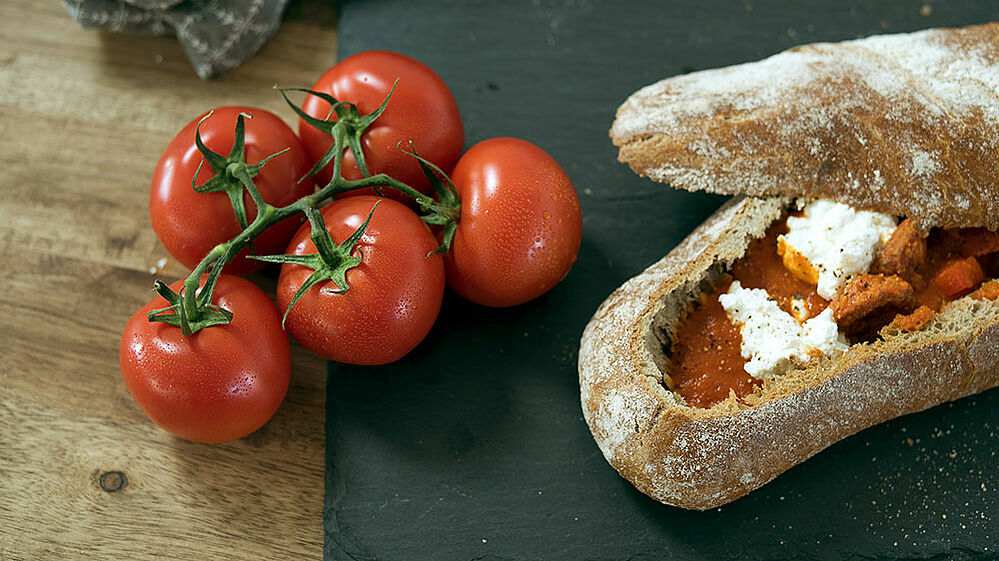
[445,137,582,307]
[150,106,314,274]
[276,196,445,364]
[299,51,464,198]
[119,275,291,443]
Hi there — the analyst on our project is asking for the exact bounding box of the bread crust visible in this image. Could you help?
[578,196,999,510]
[610,23,999,231]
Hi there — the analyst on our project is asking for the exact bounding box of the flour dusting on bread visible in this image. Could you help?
[611,23,999,231]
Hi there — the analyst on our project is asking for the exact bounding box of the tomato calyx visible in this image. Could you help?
[253,202,379,326]
[279,84,397,184]
[192,111,289,235]
[282,85,461,252]
[146,278,233,337]
[399,142,461,254]
[281,82,444,208]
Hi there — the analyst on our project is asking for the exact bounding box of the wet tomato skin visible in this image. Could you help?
[119,275,291,444]
[276,196,445,365]
[299,50,464,200]
[445,137,582,307]
[150,106,313,274]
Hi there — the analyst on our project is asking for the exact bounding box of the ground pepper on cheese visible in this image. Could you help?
[720,199,896,381]
[719,280,847,379]
[778,200,897,299]
[671,198,999,407]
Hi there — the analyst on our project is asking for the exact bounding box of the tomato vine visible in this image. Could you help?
[149,85,460,335]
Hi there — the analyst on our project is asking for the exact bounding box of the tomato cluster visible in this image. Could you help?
[120,50,583,443]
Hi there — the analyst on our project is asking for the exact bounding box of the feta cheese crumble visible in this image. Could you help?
[719,281,848,380]
[778,199,897,299]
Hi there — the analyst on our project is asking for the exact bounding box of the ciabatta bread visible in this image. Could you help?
[611,22,999,231]
[583,23,999,510]
[579,196,999,510]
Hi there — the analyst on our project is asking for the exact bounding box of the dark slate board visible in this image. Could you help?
[326,2,999,560]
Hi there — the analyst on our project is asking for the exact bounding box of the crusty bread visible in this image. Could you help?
[578,196,999,510]
[611,23,999,231]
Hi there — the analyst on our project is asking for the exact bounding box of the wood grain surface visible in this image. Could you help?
[0,2,337,559]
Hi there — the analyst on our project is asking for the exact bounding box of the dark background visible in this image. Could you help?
[326,2,999,560]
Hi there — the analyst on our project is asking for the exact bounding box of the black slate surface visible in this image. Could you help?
[326,2,999,560]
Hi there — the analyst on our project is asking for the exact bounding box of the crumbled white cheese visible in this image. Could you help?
[779,199,897,299]
[719,281,848,380]
[801,309,845,354]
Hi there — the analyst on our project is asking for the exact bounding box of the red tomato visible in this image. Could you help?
[299,51,464,198]
[150,106,314,274]
[445,137,582,307]
[119,275,291,444]
[277,196,445,364]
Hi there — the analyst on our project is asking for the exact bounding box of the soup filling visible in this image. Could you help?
[668,200,999,409]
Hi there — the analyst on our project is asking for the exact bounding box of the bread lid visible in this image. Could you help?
[610,22,999,231]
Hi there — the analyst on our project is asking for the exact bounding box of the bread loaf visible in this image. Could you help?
[579,196,999,510]
[582,23,999,510]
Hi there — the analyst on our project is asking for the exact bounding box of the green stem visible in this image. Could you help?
[184,245,223,312]
[330,125,346,183]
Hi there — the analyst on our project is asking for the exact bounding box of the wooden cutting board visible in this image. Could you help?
[0,2,336,558]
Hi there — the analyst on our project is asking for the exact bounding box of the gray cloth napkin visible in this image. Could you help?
[62,0,290,79]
